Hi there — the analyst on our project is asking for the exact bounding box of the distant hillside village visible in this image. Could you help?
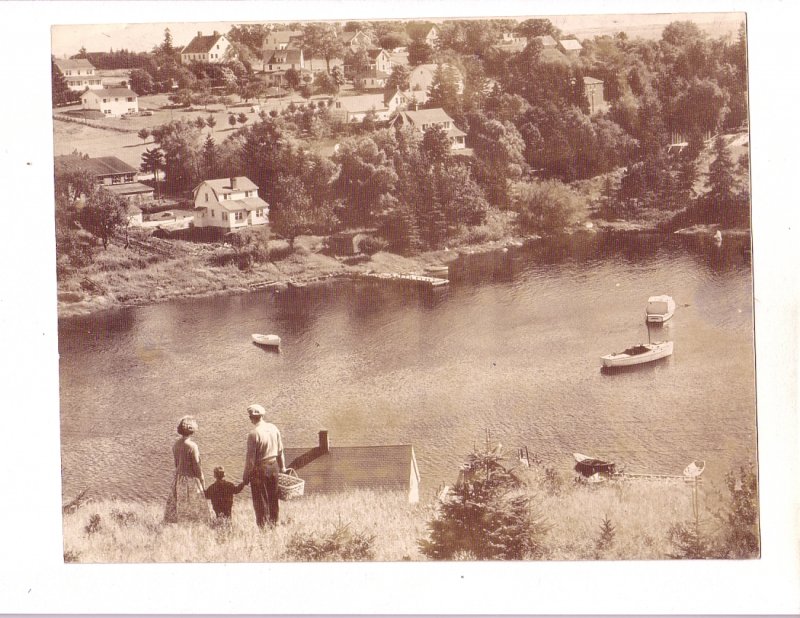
[53,18,749,265]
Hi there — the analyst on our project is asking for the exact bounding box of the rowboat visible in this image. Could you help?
[573,453,616,477]
[645,295,676,323]
[423,265,449,278]
[252,333,281,348]
[601,341,673,368]
[683,460,706,478]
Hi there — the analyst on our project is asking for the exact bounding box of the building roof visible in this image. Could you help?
[540,47,570,64]
[583,76,604,85]
[264,48,303,65]
[220,196,269,212]
[265,30,303,46]
[537,35,558,48]
[333,94,387,113]
[284,443,417,495]
[81,87,138,98]
[103,182,154,197]
[367,48,388,60]
[54,58,96,71]
[396,107,457,127]
[55,155,137,177]
[199,176,259,196]
[559,39,583,51]
[182,32,225,55]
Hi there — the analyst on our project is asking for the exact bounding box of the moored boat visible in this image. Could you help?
[645,295,676,323]
[601,340,673,367]
[423,265,449,278]
[683,460,706,478]
[252,333,281,348]
[573,452,617,477]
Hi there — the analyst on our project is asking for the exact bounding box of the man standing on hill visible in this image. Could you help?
[242,404,286,528]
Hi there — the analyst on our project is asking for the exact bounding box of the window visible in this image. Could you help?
[216,44,219,49]
[112,176,122,184]
[127,97,133,102]
[205,193,208,202]
[104,109,111,115]
[128,108,136,113]
[211,210,215,217]
[103,98,108,103]
[115,98,119,102]
[256,209,263,217]
[235,211,244,221]
[222,212,228,221]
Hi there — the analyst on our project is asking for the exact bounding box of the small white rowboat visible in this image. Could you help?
[252,333,281,347]
[683,460,706,478]
[601,341,673,367]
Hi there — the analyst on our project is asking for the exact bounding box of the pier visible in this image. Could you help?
[360,272,449,289]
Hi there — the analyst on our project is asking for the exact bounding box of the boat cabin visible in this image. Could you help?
[574,455,616,477]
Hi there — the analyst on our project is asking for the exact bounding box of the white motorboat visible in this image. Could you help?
[601,341,673,368]
[645,295,676,323]
[252,333,281,348]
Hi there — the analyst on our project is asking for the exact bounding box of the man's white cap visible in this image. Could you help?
[247,404,266,417]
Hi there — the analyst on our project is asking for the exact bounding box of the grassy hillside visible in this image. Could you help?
[63,466,719,563]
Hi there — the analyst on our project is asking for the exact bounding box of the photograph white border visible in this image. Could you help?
[1,0,797,614]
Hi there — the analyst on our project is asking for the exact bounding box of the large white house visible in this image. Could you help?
[181,31,234,64]
[330,90,409,124]
[193,176,269,231]
[80,87,139,117]
[55,58,103,92]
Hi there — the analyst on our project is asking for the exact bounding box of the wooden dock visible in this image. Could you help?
[361,272,449,288]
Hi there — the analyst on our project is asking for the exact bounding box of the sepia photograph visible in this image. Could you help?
[5,0,800,613]
[51,11,759,565]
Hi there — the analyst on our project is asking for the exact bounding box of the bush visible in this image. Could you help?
[85,514,102,535]
[285,520,375,561]
[716,464,759,558]
[512,180,585,234]
[357,235,387,256]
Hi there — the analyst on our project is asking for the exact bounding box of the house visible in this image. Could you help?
[192,176,269,231]
[261,48,308,87]
[341,30,374,53]
[54,155,154,206]
[558,38,583,57]
[305,55,344,75]
[391,108,467,150]
[406,23,439,47]
[330,90,408,123]
[264,29,304,50]
[54,58,103,92]
[180,31,233,64]
[284,430,421,504]
[354,50,393,90]
[408,63,464,96]
[80,87,138,117]
[583,76,606,114]
[96,68,132,89]
[496,32,528,52]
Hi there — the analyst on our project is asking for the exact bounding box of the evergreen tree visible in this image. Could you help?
[426,64,462,119]
[201,135,217,177]
[140,147,164,200]
[385,64,410,94]
[706,134,736,207]
[51,58,76,107]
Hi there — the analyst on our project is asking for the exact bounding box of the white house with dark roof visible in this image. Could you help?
[54,58,103,91]
[193,176,269,230]
[80,87,138,117]
[180,31,233,64]
[391,108,467,150]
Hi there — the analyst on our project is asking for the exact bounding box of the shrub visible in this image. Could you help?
[512,180,585,234]
[63,550,81,563]
[110,509,138,527]
[420,442,549,560]
[357,235,387,256]
[85,514,102,535]
[285,520,375,561]
[716,464,759,558]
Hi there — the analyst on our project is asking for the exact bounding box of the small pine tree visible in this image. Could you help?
[420,442,548,560]
[206,114,217,130]
[137,128,150,144]
[595,516,616,551]
[194,116,206,130]
[237,112,248,125]
[228,113,237,129]
[706,135,736,208]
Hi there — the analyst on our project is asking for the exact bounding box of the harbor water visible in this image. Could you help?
[58,231,756,502]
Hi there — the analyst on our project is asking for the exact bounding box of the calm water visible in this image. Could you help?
[59,232,756,502]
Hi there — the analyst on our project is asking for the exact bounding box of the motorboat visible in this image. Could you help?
[252,333,281,348]
[645,295,676,323]
[601,340,673,368]
[683,460,706,478]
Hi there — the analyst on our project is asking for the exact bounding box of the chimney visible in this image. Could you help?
[213,30,219,36]
[318,430,329,453]
[197,31,202,37]
[230,176,237,190]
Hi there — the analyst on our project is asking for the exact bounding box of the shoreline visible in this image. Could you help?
[56,222,750,320]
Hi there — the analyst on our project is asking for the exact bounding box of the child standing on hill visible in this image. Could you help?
[204,466,245,519]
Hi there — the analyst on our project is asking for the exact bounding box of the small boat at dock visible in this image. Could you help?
[601,341,673,368]
[683,460,706,478]
[645,295,676,323]
[423,265,449,278]
[574,453,617,477]
[252,333,281,348]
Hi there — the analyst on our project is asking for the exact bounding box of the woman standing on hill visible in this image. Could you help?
[164,416,212,523]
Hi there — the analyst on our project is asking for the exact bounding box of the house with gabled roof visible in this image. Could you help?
[54,58,103,92]
[391,108,467,150]
[80,86,138,117]
[180,30,233,64]
[193,176,269,230]
[284,430,420,504]
[54,154,154,206]
[536,35,558,49]
[583,76,606,115]
[330,90,408,123]
[408,63,464,97]
[407,23,439,47]
[558,38,583,57]
[264,29,304,50]
[354,49,394,90]
[341,30,374,53]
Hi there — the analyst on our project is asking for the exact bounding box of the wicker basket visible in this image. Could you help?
[277,468,305,500]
